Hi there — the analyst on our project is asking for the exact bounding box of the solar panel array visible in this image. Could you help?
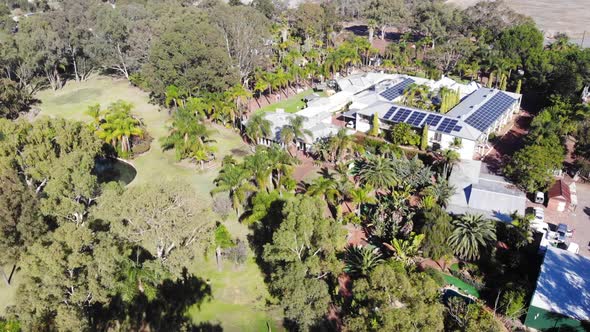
[391,108,412,122]
[382,107,397,120]
[465,92,516,132]
[379,78,415,101]
[407,112,426,126]
[377,105,464,135]
[437,118,459,134]
[424,114,442,127]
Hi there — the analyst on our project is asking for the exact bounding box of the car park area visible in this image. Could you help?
[527,179,590,257]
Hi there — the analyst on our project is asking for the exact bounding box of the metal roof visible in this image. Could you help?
[529,246,590,321]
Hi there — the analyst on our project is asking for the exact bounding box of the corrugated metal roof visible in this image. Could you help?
[529,246,590,321]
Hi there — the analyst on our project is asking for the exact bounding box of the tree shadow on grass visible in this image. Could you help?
[100,268,220,331]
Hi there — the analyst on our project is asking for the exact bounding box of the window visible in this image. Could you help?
[433,132,442,142]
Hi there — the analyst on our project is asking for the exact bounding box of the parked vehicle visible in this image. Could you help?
[535,192,545,204]
[533,207,545,223]
[567,242,580,254]
[556,223,568,243]
[530,220,549,233]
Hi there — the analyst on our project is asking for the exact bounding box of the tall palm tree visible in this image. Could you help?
[97,101,143,155]
[244,113,272,146]
[439,149,460,180]
[267,144,298,192]
[161,107,213,161]
[349,185,376,217]
[448,214,497,261]
[306,176,341,207]
[355,155,398,191]
[164,85,185,109]
[280,116,312,155]
[331,128,355,162]
[244,149,273,191]
[211,164,256,215]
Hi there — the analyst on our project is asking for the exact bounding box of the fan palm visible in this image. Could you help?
[343,245,384,278]
[355,155,398,190]
[211,164,256,215]
[439,149,460,180]
[448,214,497,261]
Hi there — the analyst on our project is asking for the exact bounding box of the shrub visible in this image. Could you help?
[214,223,234,249]
[131,132,152,156]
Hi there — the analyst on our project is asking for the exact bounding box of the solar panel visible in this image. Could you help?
[424,114,442,127]
[382,107,397,120]
[406,111,426,127]
[379,78,415,101]
[391,108,412,123]
[453,126,462,132]
[437,118,459,134]
[464,92,516,132]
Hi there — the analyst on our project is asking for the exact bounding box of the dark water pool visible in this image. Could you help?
[93,158,137,185]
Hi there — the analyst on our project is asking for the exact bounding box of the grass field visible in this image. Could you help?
[26,75,283,330]
[257,89,326,114]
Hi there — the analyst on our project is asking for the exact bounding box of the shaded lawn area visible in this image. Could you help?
[34,76,279,330]
[188,255,283,332]
[256,89,326,114]
[442,274,480,298]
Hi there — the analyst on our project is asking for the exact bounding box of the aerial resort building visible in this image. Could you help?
[259,72,522,160]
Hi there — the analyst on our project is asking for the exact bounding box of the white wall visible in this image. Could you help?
[427,131,475,159]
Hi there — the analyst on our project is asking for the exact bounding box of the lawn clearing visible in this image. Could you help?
[33,75,279,329]
[35,75,250,198]
[257,89,326,114]
[188,255,283,332]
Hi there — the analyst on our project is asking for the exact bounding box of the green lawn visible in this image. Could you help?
[257,89,326,114]
[31,75,282,330]
[441,274,480,298]
[187,256,282,332]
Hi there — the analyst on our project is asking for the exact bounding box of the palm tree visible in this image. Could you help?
[331,128,354,162]
[343,245,384,278]
[164,85,185,109]
[438,149,460,180]
[280,116,312,155]
[422,179,456,207]
[306,177,341,207]
[85,104,101,129]
[97,101,143,155]
[211,164,256,215]
[244,113,272,146]
[161,107,213,161]
[367,19,378,43]
[355,155,398,191]
[448,214,497,261]
[267,144,298,192]
[244,149,273,191]
[349,185,376,217]
[385,233,425,267]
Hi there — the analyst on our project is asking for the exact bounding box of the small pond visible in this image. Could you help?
[93,158,137,185]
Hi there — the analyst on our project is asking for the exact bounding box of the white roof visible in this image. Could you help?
[447,160,526,221]
[530,246,590,320]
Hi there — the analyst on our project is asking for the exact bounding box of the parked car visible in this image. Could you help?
[533,207,545,223]
[567,242,580,254]
[557,223,568,243]
[530,220,549,233]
